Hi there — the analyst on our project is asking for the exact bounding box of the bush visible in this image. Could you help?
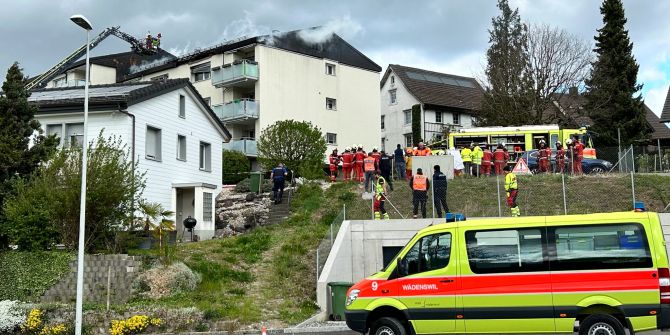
[133,262,201,299]
[222,150,250,184]
[1,132,145,252]
[0,251,74,302]
[0,300,25,334]
[257,120,327,179]
[234,178,272,193]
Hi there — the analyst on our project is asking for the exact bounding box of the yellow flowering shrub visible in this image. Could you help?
[38,323,67,335]
[110,315,162,335]
[21,309,43,333]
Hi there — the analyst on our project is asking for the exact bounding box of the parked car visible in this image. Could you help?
[522,149,613,174]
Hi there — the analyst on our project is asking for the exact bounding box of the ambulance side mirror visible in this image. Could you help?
[397,257,408,277]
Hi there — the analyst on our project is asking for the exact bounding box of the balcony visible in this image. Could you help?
[211,60,259,88]
[212,99,259,124]
[223,138,257,157]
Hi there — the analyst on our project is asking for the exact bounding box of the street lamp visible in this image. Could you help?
[70,14,92,335]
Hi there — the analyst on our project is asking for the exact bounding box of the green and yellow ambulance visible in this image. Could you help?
[345,211,670,335]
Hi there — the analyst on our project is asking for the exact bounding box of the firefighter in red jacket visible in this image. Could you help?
[538,140,551,173]
[371,147,381,167]
[354,145,366,182]
[328,149,340,182]
[572,136,585,175]
[555,141,566,173]
[341,147,354,181]
[481,145,493,176]
[493,143,509,175]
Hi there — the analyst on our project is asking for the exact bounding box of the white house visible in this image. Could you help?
[29,79,231,240]
[380,64,483,150]
[46,28,382,167]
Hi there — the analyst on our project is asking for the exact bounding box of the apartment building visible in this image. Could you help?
[46,28,382,166]
[380,64,483,150]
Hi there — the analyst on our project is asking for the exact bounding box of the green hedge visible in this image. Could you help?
[0,251,74,301]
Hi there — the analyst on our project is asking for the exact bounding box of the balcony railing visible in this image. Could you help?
[223,138,257,157]
[211,60,259,88]
[212,99,259,123]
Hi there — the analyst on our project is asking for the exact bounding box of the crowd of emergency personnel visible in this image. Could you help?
[325,135,587,218]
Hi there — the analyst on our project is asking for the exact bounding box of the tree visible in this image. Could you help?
[584,0,649,145]
[526,24,592,124]
[1,133,145,251]
[478,0,533,126]
[222,149,250,184]
[0,63,58,247]
[257,120,326,179]
[411,104,422,146]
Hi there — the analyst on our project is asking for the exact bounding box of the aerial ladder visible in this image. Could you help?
[26,26,159,91]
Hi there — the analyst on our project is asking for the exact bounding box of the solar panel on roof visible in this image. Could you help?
[440,77,460,86]
[406,71,426,81]
[424,74,443,83]
[455,79,475,88]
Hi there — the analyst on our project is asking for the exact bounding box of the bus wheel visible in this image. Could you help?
[579,314,625,335]
[370,316,407,335]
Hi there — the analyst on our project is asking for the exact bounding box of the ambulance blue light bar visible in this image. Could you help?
[446,213,466,222]
[634,202,646,212]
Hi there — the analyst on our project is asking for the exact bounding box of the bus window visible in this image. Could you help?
[550,134,559,146]
[533,134,548,149]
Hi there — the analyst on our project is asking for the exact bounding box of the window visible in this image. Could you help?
[404,134,413,148]
[325,63,336,76]
[389,89,397,104]
[326,133,337,145]
[199,141,211,171]
[466,228,547,274]
[403,109,412,124]
[191,62,211,82]
[326,98,337,110]
[391,76,395,85]
[66,123,84,148]
[46,124,63,141]
[553,224,651,271]
[145,126,162,161]
[203,97,211,106]
[177,135,187,161]
[179,95,186,118]
[452,112,460,125]
[203,192,213,222]
[402,233,452,276]
[150,74,168,81]
[435,111,442,123]
[381,115,385,130]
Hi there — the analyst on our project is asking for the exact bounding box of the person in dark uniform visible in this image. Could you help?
[432,165,449,218]
[378,150,394,191]
[270,163,288,204]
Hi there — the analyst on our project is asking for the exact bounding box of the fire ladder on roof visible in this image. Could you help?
[25,26,158,91]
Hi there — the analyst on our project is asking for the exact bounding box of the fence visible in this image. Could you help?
[316,207,345,280]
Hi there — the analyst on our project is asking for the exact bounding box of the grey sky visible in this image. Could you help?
[1,0,668,114]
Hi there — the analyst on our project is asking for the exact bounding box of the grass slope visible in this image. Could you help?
[345,174,670,219]
[129,182,356,328]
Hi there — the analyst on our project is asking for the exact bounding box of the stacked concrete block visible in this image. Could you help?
[41,254,142,304]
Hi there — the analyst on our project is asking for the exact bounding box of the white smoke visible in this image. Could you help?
[129,56,174,74]
[297,16,363,44]
[218,11,270,44]
[168,41,192,57]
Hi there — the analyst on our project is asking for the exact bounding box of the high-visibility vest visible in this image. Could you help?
[461,148,472,162]
[472,147,483,164]
[375,177,386,200]
[413,174,427,191]
[364,157,376,172]
[505,172,518,191]
[413,147,431,156]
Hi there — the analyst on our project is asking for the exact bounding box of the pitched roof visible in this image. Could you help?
[381,64,483,111]
[122,28,381,81]
[64,49,176,82]
[29,79,230,140]
[661,87,670,122]
[645,104,670,140]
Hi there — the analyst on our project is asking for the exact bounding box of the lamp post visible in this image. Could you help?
[70,14,92,335]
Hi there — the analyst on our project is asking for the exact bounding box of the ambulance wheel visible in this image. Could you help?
[579,314,625,335]
[369,317,407,335]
